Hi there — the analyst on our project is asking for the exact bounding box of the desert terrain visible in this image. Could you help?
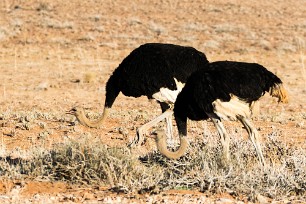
[0,0,305,203]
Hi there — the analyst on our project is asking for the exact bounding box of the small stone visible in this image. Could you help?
[256,193,270,204]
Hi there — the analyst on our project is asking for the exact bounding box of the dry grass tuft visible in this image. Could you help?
[5,135,164,193]
[83,72,96,83]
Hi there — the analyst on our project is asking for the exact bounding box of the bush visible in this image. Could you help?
[1,132,305,201]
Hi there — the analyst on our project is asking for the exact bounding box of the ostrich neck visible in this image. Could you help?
[76,107,110,128]
[156,133,188,159]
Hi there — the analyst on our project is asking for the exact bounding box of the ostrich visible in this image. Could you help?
[67,43,209,145]
[151,61,288,166]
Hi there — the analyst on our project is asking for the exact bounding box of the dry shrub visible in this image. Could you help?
[17,136,164,193]
[142,131,305,201]
[0,131,304,201]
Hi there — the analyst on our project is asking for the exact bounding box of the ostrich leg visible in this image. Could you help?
[128,109,173,147]
[237,116,265,166]
[165,113,174,145]
[211,117,230,163]
[159,102,174,145]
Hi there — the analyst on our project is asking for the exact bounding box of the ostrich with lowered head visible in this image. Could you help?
[152,61,288,166]
[67,43,209,145]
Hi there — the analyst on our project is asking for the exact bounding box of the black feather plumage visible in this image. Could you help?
[174,61,284,135]
[105,43,209,108]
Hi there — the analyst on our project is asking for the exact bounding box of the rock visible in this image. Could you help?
[256,193,270,204]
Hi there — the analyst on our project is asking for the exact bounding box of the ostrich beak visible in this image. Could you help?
[146,131,158,139]
[66,108,77,115]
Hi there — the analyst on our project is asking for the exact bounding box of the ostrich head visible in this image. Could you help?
[149,129,188,159]
[66,107,84,118]
[66,106,109,128]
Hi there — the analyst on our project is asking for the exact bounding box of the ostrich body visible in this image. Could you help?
[153,61,288,166]
[68,43,209,144]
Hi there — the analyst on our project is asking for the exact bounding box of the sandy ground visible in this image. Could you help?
[0,0,305,203]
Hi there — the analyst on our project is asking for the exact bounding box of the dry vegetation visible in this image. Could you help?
[0,0,305,203]
[0,130,305,203]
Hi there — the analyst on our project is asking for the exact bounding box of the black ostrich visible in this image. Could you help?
[67,43,209,145]
[152,61,288,166]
